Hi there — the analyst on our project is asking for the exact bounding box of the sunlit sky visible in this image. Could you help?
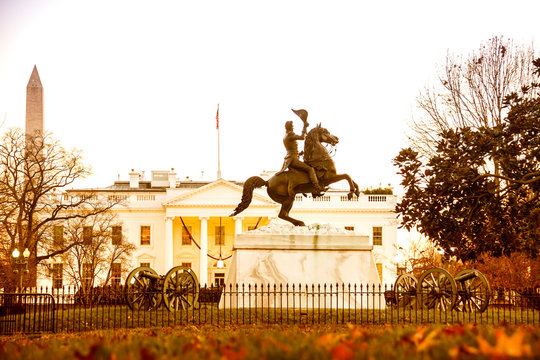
[1,0,539,191]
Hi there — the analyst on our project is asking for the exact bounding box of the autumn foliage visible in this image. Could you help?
[400,236,539,289]
[445,253,540,289]
[0,324,539,360]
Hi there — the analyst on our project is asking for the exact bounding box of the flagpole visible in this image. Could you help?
[216,104,222,179]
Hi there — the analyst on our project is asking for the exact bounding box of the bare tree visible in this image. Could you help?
[398,236,444,279]
[59,211,135,296]
[410,36,536,159]
[0,128,117,288]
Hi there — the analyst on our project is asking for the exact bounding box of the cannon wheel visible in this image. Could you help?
[533,282,540,311]
[454,269,490,313]
[394,273,418,307]
[125,267,162,311]
[162,266,199,311]
[418,267,457,311]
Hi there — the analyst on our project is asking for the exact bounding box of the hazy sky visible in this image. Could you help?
[1,0,538,191]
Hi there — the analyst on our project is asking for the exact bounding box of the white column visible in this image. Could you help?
[233,216,243,239]
[199,216,209,286]
[165,217,174,271]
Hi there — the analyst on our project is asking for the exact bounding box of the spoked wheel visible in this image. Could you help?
[418,267,457,311]
[125,267,162,311]
[394,273,418,308]
[454,269,491,313]
[162,266,199,311]
[532,282,540,311]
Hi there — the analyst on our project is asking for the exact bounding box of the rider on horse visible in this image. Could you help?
[276,109,325,195]
[231,108,359,226]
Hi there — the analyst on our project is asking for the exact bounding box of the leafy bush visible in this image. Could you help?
[363,187,393,195]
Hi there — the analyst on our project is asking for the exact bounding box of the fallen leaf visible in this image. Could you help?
[317,333,346,350]
[182,337,202,354]
[331,343,354,360]
[494,328,532,358]
[477,328,532,358]
[416,329,440,352]
[443,325,466,337]
[448,344,479,359]
[220,344,247,360]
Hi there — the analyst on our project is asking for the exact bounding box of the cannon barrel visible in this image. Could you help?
[454,270,477,283]
[138,271,162,280]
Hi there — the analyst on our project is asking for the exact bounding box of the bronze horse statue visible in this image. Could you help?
[231,124,360,226]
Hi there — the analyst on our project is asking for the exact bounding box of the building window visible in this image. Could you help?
[53,225,64,247]
[83,263,92,287]
[214,273,225,287]
[111,225,122,245]
[83,226,93,245]
[182,226,192,245]
[373,226,382,246]
[52,263,63,289]
[376,263,383,283]
[345,226,354,231]
[181,262,192,269]
[140,225,151,245]
[111,263,121,286]
[215,226,225,246]
[140,262,151,268]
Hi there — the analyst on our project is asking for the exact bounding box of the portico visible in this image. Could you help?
[163,179,278,285]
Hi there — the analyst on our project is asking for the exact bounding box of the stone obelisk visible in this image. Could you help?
[25,65,44,139]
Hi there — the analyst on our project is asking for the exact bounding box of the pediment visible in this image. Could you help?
[137,253,155,260]
[164,178,276,207]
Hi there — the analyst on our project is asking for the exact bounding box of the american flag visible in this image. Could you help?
[216,104,219,130]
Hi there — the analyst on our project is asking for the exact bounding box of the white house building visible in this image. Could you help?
[17,67,398,290]
[49,169,398,288]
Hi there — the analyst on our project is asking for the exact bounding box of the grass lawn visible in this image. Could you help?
[49,304,540,331]
[1,324,539,359]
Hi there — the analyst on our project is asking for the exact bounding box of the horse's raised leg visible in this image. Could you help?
[322,173,360,198]
[278,197,305,227]
[352,179,360,197]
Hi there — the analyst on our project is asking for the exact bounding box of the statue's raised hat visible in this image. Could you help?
[291,109,308,123]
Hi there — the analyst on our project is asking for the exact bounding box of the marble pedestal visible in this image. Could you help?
[220,231,382,309]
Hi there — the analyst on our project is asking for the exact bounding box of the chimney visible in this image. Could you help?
[169,168,177,188]
[129,169,140,189]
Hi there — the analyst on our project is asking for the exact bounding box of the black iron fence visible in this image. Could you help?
[0,293,55,334]
[1,284,538,334]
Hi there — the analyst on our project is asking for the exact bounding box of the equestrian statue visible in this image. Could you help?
[231,109,360,226]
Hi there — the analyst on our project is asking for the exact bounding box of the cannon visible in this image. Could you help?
[392,267,491,313]
[124,266,199,311]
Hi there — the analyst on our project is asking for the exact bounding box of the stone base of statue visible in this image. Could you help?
[219,225,383,309]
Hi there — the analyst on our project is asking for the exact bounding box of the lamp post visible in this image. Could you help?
[216,242,225,269]
[12,248,30,292]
